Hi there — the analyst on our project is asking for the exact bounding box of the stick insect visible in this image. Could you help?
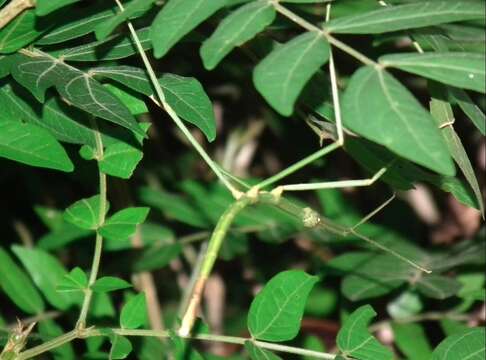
[177,26,430,336]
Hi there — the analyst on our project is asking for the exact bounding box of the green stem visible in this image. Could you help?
[256,142,340,189]
[19,328,336,360]
[114,0,240,198]
[77,118,108,329]
[272,1,376,66]
[178,196,254,336]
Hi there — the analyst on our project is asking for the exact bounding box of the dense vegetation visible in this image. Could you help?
[0,0,484,359]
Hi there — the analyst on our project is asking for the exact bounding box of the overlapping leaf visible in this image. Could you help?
[91,66,217,141]
[150,0,227,58]
[36,0,80,16]
[381,52,485,93]
[342,66,455,176]
[9,50,144,136]
[0,247,45,314]
[200,0,276,70]
[64,195,105,230]
[253,31,330,116]
[326,2,485,34]
[0,10,47,53]
[99,207,150,241]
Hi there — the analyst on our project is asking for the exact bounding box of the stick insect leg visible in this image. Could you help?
[348,192,396,233]
[274,166,387,193]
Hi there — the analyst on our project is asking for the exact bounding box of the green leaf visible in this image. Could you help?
[11,246,78,310]
[92,276,132,293]
[95,0,156,40]
[36,0,80,16]
[247,270,318,341]
[38,223,92,250]
[10,51,144,137]
[415,275,462,299]
[57,267,88,292]
[337,305,393,360]
[253,31,330,116]
[0,83,96,146]
[109,335,133,359]
[36,6,117,45]
[100,207,150,241]
[342,66,455,176]
[326,2,485,34]
[430,97,484,215]
[0,120,74,172]
[150,0,227,58]
[392,323,433,360]
[432,328,485,360]
[0,247,45,314]
[105,222,174,251]
[380,52,485,93]
[200,0,276,70]
[63,195,104,230]
[139,187,209,228]
[302,336,326,360]
[120,293,147,329]
[170,334,205,360]
[52,27,152,62]
[387,291,423,319]
[134,243,182,272]
[0,10,45,53]
[91,67,217,141]
[244,341,282,360]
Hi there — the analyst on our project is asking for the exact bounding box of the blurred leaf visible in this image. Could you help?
[342,66,455,176]
[448,87,485,135]
[134,243,182,272]
[432,328,485,360]
[150,0,227,58]
[120,293,147,329]
[38,320,76,360]
[305,287,337,317]
[104,222,174,251]
[12,246,80,310]
[169,335,205,360]
[415,275,462,299]
[303,336,326,360]
[92,277,132,293]
[326,2,485,34]
[0,247,45,314]
[244,341,282,360]
[248,270,318,341]
[139,187,209,228]
[0,120,73,172]
[387,291,423,319]
[392,323,432,360]
[337,305,393,360]
[109,335,132,359]
[100,207,150,241]
[200,0,276,70]
[64,195,105,230]
[253,31,330,116]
